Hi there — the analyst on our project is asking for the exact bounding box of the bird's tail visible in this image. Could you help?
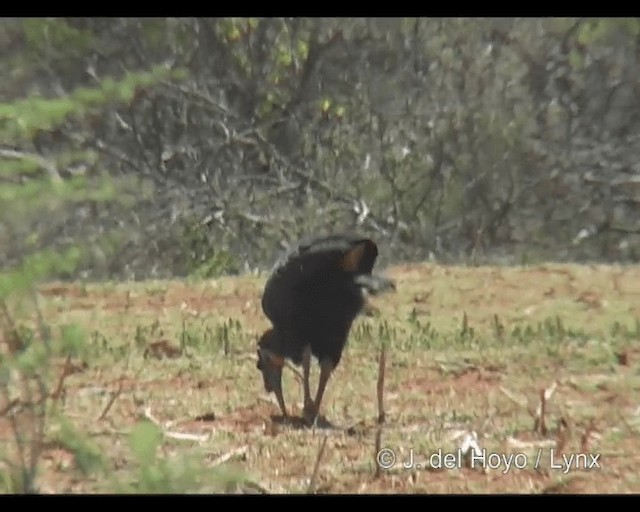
[354,274,396,295]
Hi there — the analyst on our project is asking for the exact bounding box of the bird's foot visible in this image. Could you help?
[303,401,318,426]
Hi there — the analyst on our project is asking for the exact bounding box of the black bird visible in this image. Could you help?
[256,234,396,425]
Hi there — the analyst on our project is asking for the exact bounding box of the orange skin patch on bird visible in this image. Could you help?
[339,242,367,272]
[268,353,285,367]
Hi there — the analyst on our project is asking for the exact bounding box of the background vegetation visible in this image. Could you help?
[3,18,640,281]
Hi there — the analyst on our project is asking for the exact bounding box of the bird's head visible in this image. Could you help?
[256,329,284,393]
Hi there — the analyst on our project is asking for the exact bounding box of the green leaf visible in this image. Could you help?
[129,421,162,467]
[59,324,86,357]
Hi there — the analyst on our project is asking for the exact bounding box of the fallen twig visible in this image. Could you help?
[143,406,163,426]
[97,376,125,421]
[142,406,210,443]
[164,431,210,442]
[506,437,557,450]
[307,436,328,494]
[97,361,132,422]
[499,386,528,409]
[209,445,249,467]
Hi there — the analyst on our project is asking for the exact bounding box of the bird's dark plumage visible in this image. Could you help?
[256,233,395,425]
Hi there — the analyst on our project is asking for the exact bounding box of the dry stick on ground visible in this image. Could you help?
[307,435,328,495]
[507,437,556,450]
[533,381,558,436]
[142,406,210,443]
[499,386,528,409]
[97,373,126,421]
[374,342,387,479]
[209,445,249,467]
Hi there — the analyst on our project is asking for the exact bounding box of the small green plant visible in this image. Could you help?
[0,292,90,492]
[110,421,252,494]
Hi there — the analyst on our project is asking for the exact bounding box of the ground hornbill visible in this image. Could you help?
[256,234,396,426]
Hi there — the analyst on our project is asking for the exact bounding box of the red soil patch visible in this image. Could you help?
[396,368,502,397]
[174,402,281,435]
[38,282,263,317]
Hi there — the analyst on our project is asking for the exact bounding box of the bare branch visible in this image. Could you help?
[0,149,62,183]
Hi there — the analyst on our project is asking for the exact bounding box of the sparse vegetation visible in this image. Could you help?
[1,264,638,493]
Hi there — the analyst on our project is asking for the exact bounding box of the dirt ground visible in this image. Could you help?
[2,263,640,493]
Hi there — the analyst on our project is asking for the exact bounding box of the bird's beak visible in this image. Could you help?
[354,274,397,295]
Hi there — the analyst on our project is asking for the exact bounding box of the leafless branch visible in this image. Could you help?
[0,149,62,183]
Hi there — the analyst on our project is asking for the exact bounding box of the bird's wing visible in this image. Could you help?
[294,234,378,275]
[261,234,379,323]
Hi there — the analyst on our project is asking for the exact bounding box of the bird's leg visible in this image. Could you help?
[301,344,314,417]
[306,358,335,426]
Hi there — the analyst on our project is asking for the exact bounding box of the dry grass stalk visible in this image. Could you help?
[377,342,387,426]
[307,435,328,494]
[533,381,557,435]
[555,417,570,452]
[374,342,387,479]
[580,419,597,453]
